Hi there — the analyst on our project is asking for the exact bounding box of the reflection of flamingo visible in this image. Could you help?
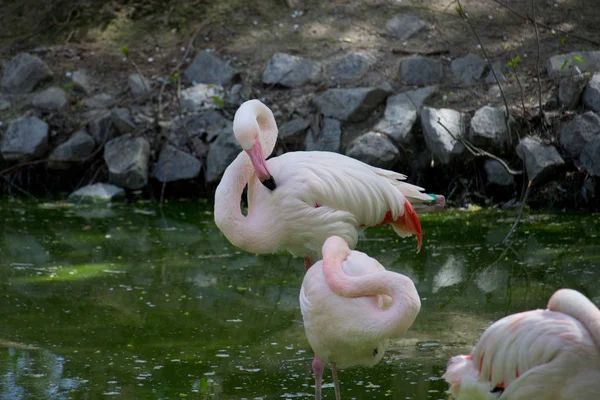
[300,236,421,400]
[444,289,600,399]
[214,99,445,270]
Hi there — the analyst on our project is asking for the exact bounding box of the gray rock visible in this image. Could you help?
[559,73,588,109]
[48,130,95,169]
[581,177,596,203]
[386,14,427,40]
[184,51,236,87]
[104,134,150,190]
[420,107,466,164]
[1,53,52,94]
[580,135,600,177]
[559,111,600,159]
[111,108,136,134]
[180,83,226,113]
[205,125,240,183]
[88,111,116,144]
[451,54,486,86]
[262,53,322,88]
[1,116,49,161]
[315,86,391,122]
[328,52,372,84]
[469,106,510,149]
[279,117,311,149]
[176,110,232,143]
[0,95,10,111]
[84,93,116,109]
[402,86,438,112]
[345,131,400,169]
[72,69,95,94]
[516,137,565,183]
[546,51,600,78]
[583,73,600,113]
[484,159,515,186]
[305,118,341,153]
[155,144,201,182]
[399,56,443,85]
[67,183,125,203]
[128,73,151,97]
[485,62,508,84]
[31,87,68,111]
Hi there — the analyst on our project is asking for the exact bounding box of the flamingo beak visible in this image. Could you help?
[246,140,277,191]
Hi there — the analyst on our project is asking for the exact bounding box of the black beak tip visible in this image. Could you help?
[261,176,277,191]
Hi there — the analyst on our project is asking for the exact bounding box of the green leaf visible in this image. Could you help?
[573,55,584,63]
[121,46,129,58]
[560,59,569,71]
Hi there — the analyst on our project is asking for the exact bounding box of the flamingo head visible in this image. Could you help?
[234,100,277,191]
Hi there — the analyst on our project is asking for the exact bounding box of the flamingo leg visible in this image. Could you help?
[331,363,341,400]
[304,256,313,271]
[312,354,324,400]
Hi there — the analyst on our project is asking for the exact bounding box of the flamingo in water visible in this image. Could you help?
[444,288,600,399]
[214,99,445,270]
[300,235,421,400]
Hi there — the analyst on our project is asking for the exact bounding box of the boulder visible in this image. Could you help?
[516,137,565,183]
[48,130,95,169]
[67,183,125,203]
[399,56,443,85]
[328,52,372,84]
[484,159,515,186]
[104,134,150,190]
[128,73,151,98]
[546,51,600,78]
[1,53,52,94]
[88,111,117,144]
[559,111,600,159]
[580,136,600,177]
[559,74,588,110]
[305,118,341,153]
[84,93,116,109]
[420,107,466,164]
[32,87,68,110]
[279,117,311,150]
[386,14,427,40]
[345,131,400,169]
[583,72,600,113]
[184,51,237,86]
[71,69,95,94]
[315,87,391,122]
[451,54,486,86]
[111,108,136,134]
[469,106,510,149]
[262,53,322,88]
[155,144,202,182]
[180,84,226,113]
[205,121,240,183]
[1,116,49,161]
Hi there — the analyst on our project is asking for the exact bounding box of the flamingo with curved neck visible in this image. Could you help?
[300,235,421,400]
[214,99,446,269]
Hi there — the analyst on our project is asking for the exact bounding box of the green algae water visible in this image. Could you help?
[1,199,599,399]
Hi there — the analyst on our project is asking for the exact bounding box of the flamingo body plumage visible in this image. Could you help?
[443,289,600,400]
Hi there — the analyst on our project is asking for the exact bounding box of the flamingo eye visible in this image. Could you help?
[372,348,378,357]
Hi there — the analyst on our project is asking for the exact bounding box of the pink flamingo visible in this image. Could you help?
[300,236,421,400]
[214,99,445,270]
[444,288,600,399]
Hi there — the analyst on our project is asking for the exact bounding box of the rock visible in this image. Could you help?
[176,110,232,143]
[1,116,49,161]
[104,134,150,190]
[0,95,10,110]
[305,118,341,152]
[485,62,508,84]
[180,83,226,113]
[420,107,466,164]
[48,130,95,169]
[315,86,391,122]
[72,69,95,94]
[559,111,600,159]
[546,51,600,78]
[583,72,600,113]
[559,74,588,109]
[1,53,52,94]
[205,124,240,183]
[111,108,136,134]
[184,51,236,87]
[580,177,596,203]
[399,56,443,85]
[279,117,311,150]
[128,73,151,98]
[451,54,486,86]
[469,106,510,149]
[580,136,600,176]
[402,86,438,112]
[88,111,116,144]
[516,137,565,183]
[345,131,400,169]
[155,144,202,182]
[84,93,116,109]
[31,87,68,110]
[67,183,125,203]
[328,52,372,84]
[262,53,322,88]
[386,14,427,40]
[484,159,515,186]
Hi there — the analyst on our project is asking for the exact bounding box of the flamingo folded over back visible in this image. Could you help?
[444,288,600,399]
[300,235,421,400]
[214,99,445,269]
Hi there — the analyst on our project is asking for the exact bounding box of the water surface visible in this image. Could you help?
[1,200,599,399]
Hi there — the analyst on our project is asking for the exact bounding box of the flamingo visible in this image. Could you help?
[299,235,421,400]
[443,288,600,399]
[213,99,445,270]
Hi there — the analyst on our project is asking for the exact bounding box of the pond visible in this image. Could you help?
[1,199,599,400]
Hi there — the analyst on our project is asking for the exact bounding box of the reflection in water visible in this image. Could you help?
[0,202,598,399]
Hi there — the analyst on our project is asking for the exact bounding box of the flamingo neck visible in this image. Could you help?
[234,100,278,158]
[322,252,421,339]
[547,289,600,349]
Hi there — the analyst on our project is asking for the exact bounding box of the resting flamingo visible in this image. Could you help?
[214,99,445,270]
[443,288,600,399]
[300,236,421,400]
